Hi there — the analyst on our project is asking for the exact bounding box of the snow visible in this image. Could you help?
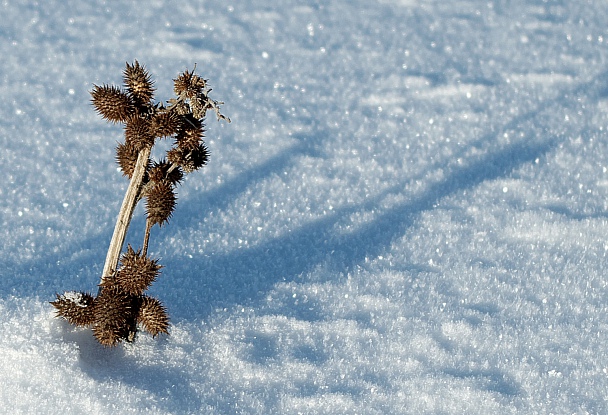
[2,0,608,413]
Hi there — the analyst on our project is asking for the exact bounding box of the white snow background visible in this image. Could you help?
[1,0,608,413]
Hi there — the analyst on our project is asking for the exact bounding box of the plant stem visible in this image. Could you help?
[142,218,152,257]
[100,146,151,283]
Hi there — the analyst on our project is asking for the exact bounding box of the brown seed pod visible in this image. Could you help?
[115,141,140,178]
[145,180,177,226]
[51,291,96,327]
[174,69,206,99]
[90,84,134,123]
[148,160,183,185]
[124,115,154,151]
[92,285,136,346]
[93,285,133,326]
[92,323,123,347]
[93,316,138,346]
[137,296,169,337]
[150,110,180,139]
[167,143,209,173]
[115,245,162,295]
[123,61,154,106]
[176,114,205,151]
[188,144,210,171]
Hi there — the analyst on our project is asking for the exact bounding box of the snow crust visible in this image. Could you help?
[2,0,608,413]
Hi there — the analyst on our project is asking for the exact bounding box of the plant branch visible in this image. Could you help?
[52,62,228,347]
[142,218,152,257]
[101,146,151,283]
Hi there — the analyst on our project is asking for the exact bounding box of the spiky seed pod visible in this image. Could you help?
[125,115,155,151]
[115,141,140,178]
[97,272,118,291]
[93,316,138,346]
[91,85,134,123]
[145,181,177,226]
[168,143,209,173]
[148,160,183,185]
[123,61,154,106]
[92,323,123,347]
[93,285,133,326]
[188,143,210,171]
[174,69,206,99]
[51,291,96,326]
[150,110,180,139]
[115,245,162,295]
[93,285,136,346]
[176,114,205,151]
[166,147,185,171]
[137,296,169,337]
[147,160,168,183]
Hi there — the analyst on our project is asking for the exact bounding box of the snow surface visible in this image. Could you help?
[2,0,608,413]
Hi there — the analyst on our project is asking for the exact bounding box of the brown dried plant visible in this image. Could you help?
[52,61,229,346]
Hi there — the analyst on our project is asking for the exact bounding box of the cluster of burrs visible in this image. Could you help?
[52,247,165,346]
[52,61,229,346]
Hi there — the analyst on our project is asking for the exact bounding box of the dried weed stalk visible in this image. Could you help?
[52,61,229,346]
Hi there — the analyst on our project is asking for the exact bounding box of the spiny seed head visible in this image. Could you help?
[116,141,140,178]
[137,296,169,337]
[123,61,154,105]
[51,291,96,327]
[92,317,137,347]
[174,69,206,99]
[93,285,137,347]
[92,323,123,347]
[145,181,177,226]
[93,285,134,325]
[150,110,180,138]
[91,84,134,123]
[167,143,209,173]
[148,160,183,185]
[124,115,154,151]
[115,245,162,295]
[176,114,205,151]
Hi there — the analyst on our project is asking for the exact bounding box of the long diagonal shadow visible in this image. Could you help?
[162,134,557,320]
[163,68,608,320]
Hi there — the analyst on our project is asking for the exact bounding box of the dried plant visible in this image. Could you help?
[52,61,229,346]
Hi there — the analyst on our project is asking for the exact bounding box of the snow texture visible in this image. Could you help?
[2,0,608,413]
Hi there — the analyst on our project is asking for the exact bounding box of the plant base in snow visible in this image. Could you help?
[52,61,229,346]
